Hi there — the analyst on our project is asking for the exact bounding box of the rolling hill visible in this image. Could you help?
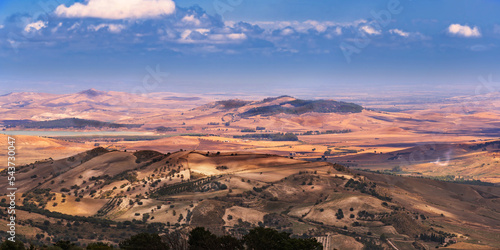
[0,148,499,249]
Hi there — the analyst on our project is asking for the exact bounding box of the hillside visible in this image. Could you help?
[0,134,93,165]
[241,99,363,117]
[5,118,142,129]
[1,148,499,249]
[328,139,500,184]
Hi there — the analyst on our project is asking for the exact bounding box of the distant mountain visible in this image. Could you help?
[6,118,142,129]
[0,89,210,123]
[77,88,107,97]
[240,98,363,117]
[0,90,365,128]
[204,95,363,117]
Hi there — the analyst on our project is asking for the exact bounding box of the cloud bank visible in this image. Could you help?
[55,0,176,19]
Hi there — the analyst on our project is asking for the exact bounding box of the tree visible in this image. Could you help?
[86,242,113,249]
[0,240,25,250]
[391,166,402,172]
[188,227,243,250]
[380,234,387,242]
[119,233,169,250]
[54,240,81,250]
[188,227,218,250]
[244,227,321,250]
[335,209,344,219]
[162,230,189,250]
[218,235,244,250]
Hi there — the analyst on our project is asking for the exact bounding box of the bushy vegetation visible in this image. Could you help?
[188,227,243,250]
[468,140,500,150]
[0,240,25,250]
[241,128,256,132]
[430,175,494,186]
[119,233,168,249]
[155,126,177,132]
[189,227,322,250]
[419,233,446,244]
[344,178,392,201]
[234,132,298,141]
[215,99,251,109]
[0,227,322,250]
[303,129,351,135]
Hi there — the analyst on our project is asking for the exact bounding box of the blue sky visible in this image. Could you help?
[0,0,499,96]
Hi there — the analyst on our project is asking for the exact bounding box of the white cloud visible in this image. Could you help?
[304,20,329,32]
[387,29,430,41]
[334,27,342,35]
[89,23,126,33]
[68,22,81,31]
[251,19,364,34]
[226,33,246,40]
[181,15,201,26]
[24,20,47,33]
[52,22,63,33]
[360,25,381,35]
[389,29,409,37]
[0,25,4,29]
[178,29,246,44]
[55,0,175,19]
[180,30,193,40]
[447,24,481,38]
[207,33,246,42]
[281,28,295,36]
[195,29,210,34]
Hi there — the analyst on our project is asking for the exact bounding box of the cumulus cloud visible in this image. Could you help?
[360,25,381,35]
[88,23,126,33]
[55,0,176,19]
[281,28,295,36]
[334,27,342,35]
[447,24,481,37]
[389,29,409,37]
[181,15,201,26]
[2,2,440,56]
[24,20,47,32]
[304,20,329,32]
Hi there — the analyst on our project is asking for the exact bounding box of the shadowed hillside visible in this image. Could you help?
[240,99,363,117]
[5,118,142,129]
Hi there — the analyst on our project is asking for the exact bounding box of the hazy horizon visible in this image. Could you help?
[1,0,500,96]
